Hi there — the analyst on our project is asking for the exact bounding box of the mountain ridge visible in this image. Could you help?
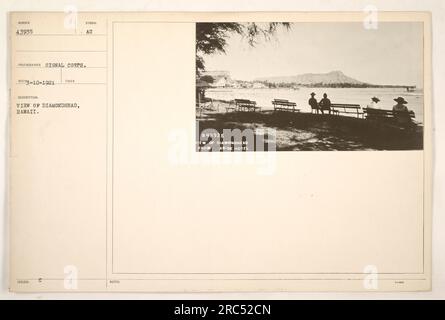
[254,71,366,85]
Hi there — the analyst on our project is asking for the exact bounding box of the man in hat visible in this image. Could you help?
[308,92,319,114]
[368,96,381,109]
[392,96,412,127]
[319,93,332,115]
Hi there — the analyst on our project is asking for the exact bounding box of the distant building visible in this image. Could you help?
[252,82,267,89]
[201,70,231,88]
[213,77,228,87]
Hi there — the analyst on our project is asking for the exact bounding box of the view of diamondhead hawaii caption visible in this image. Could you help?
[195,22,424,151]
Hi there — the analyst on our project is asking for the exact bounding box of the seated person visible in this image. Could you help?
[366,96,381,119]
[319,93,331,115]
[308,92,319,114]
[368,96,380,109]
[392,97,412,127]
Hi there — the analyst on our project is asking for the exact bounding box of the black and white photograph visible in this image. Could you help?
[196,22,424,151]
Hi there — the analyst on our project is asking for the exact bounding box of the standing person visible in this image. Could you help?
[319,93,332,115]
[392,96,412,127]
[308,92,319,114]
[368,96,380,109]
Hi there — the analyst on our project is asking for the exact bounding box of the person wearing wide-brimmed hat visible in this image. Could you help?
[308,92,319,114]
[368,96,381,109]
[392,96,411,126]
[393,97,408,111]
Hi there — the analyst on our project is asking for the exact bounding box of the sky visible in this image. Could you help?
[203,22,424,87]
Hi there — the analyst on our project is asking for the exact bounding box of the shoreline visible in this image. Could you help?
[203,87,425,124]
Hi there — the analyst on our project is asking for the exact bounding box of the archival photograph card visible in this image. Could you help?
[9,11,432,292]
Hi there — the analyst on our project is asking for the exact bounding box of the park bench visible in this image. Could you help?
[272,99,300,112]
[363,107,415,120]
[196,99,218,112]
[196,99,217,117]
[234,99,261,112]
[224,100,237,112]
[225,105,237,112]
[331,103,363,118]
[310,104,318,114]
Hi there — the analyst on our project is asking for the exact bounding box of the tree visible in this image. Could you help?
[199,75,215,84]
[196,23,291,75]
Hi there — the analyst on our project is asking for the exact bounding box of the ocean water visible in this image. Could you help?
[206,87,424,123]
